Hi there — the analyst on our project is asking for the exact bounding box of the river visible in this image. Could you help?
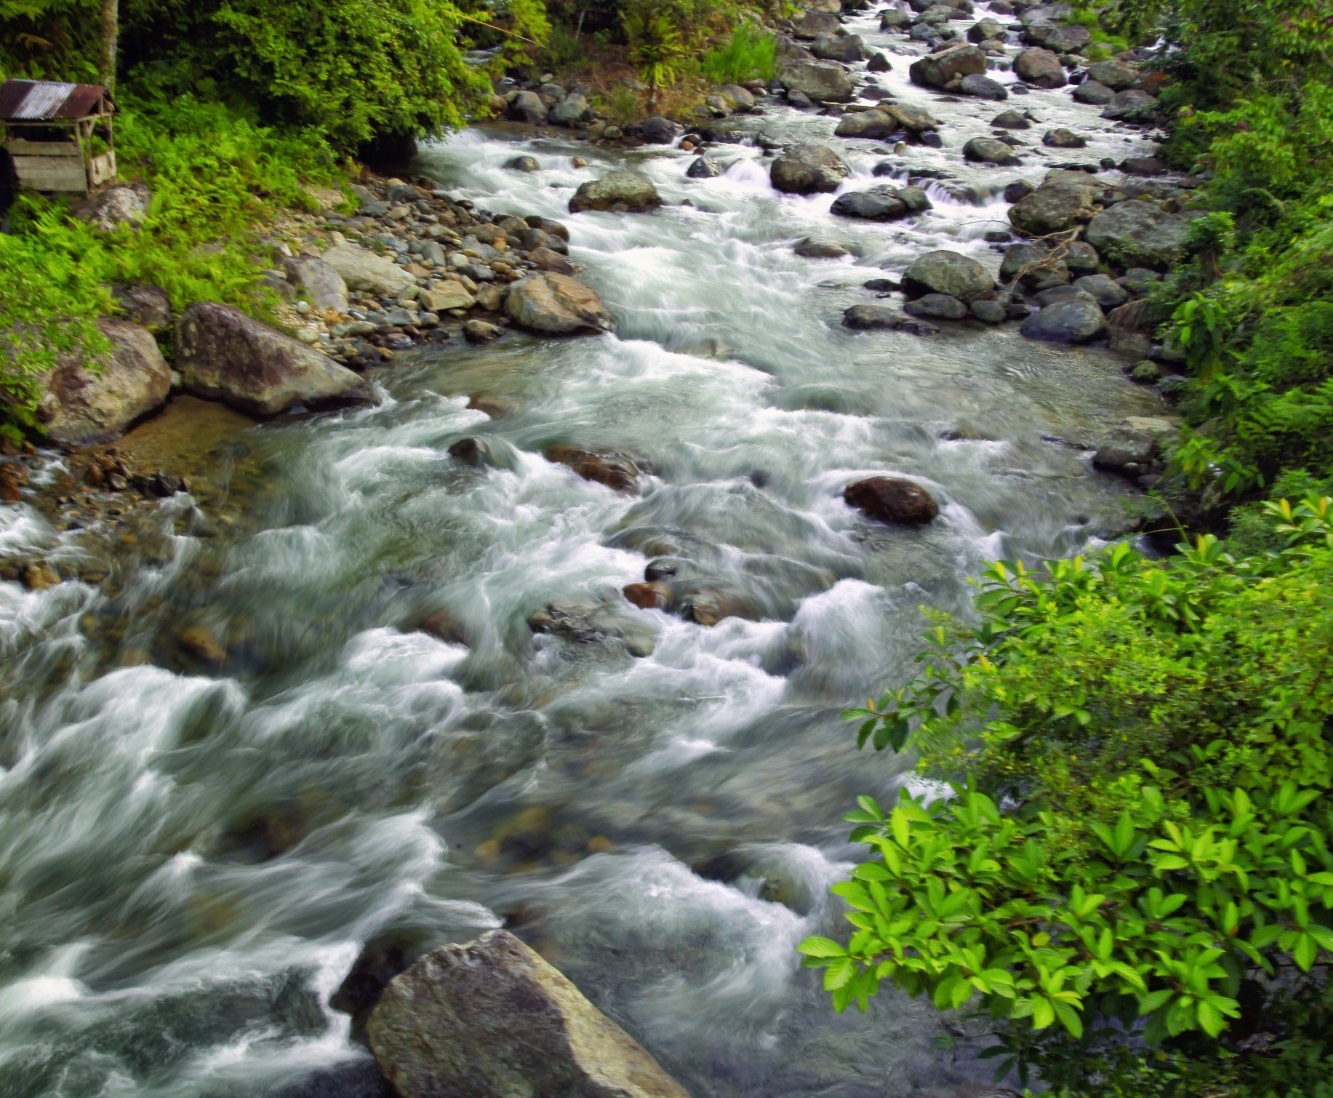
[0,5,1168,1095]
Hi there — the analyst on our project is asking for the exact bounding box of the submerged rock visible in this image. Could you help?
[367,930,689,1098]
[545,445,641,493]
[844,477,940,526]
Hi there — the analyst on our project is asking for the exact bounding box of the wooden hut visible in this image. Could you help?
[0,79,115,194]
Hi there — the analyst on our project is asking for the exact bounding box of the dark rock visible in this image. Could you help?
[867,52,893,72]
[635,116,680,144]
[1088,58,1140,90]
[1024,21,1091,52]
[1103,89,1158,121]
[176,304,370,417]
[863,277,900,292]
[843,476,939,525]
[770,143,850,194]
[1003,179,1035,203]
[831,190,910,220]
[1000,241,1068,288]
[968,18,1004,42]
[1072,79,1115,105]
[1065,241,1100,274]
[1008,170,1101,234]
[569,171,662,213]
[1084,199,1202,270]
[1073,273,1129,309]
[686,156,728,179]
[1120,156,1166,176]
[367,931,689,1098]
[842,305,938,335]
[959,73,1009,100]
[777,57,858,102]
[904,293,969,320]
[971,298,1008,324]
[1020,297,1107,343]
[992,109,1031,129]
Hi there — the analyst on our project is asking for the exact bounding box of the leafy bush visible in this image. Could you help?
[700,22,776,85]
[802,500,1333,1093]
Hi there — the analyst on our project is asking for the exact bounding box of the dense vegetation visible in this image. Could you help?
[0,0,783,440]
[805,3,1333,1095]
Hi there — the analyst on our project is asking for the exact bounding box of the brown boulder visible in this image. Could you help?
[843,477,939,525]
[545,445,641,494]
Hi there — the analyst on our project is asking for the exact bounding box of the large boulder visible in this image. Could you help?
[176,303,371,416]
[770,143,850,194]
[811,32,865,62]
[963,136,1020,165]
[569,171,662,213]
[505,272,613,334]
[835,111,898,140]
[550,92,592,126]
[283,255,349,313]
[321,243,415,297]
[37,320,171,446]
[1103,89,1158,121]
[508,90,548,125]
[1008,170,1102,235]
[959,73,1009,100]
[831,189,910,220]
[777,56,858,102]
[1020,297,1107,343]
[367,931,688,1098]
[843,477,939,525]
[1014,47,1066,88]
[880,103,940,136]
[793,10,841,38]
[1087,58,1139,90]
[1023,21,1091,52]
[1072,79,1115,105]
[1084,200,1201,270]
[545,445,641,493]
[909,43,987,90]
[901,250,994,302]
[75,183,150,232]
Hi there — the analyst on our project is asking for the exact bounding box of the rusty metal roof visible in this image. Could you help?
[0,79,110,122]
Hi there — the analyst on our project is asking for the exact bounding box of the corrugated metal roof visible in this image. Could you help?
[0,79,110,122]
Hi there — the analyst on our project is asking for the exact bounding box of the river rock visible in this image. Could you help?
[635,116,680,144]
[1084,199,1201,269]
[176,303,371,416]
[1103,89,1158,121]
[545,445,640,493]
[367,931,687,1098]
[321,243,415,297]
[1074,273,1129,309]
[1087,58,1139,90]
[794,237,851,258]
[1001,241,1068,289]
[529,600,659,657]
[811,32,865,62]
[1072,79,1115,105]
[909,43,987,90]
[504,155,541,172]
[963,136,1020,165]
[508,90,548,125]
[1008,170,1102,234]
[719,84,756,111]
[959,73,1008,100]
[793,10,840,38]
[834,111,898,140]
[991,109,1030,129]
[569,171,662,213]
[881,103,941,136]
[422,283,477,312]
[843,476,939,525]
[777,57,857,102]
[842,305,938,335]
[1023,21,1091,52]
[1042,127,1086,148]
[623,581,670,610]
[902,250,994,302]
[904,293,969,320]
[1020,297,1106,343]
[463,319,504,344]
[770,143,850,194]
[968,18,1004,42]
[831,190,910,220]
[867,51,892,72]
[37,320,171,446]
[1014,47,1066,88]
[284,255,349,313]
[686,156,727,179]
[551,92,591,126]
[506,273,612,335]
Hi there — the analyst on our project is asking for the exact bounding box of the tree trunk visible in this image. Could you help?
[99,0,118,94]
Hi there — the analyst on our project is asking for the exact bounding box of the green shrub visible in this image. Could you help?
[700,22,776,85]
[803,499,1333,1093]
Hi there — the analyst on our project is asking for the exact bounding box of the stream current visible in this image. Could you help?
[0,5,1169,1095]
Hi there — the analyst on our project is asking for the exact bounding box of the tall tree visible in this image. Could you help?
[99,0,117,92]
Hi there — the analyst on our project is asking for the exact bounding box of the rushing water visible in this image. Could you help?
[1,7,1169,1096]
